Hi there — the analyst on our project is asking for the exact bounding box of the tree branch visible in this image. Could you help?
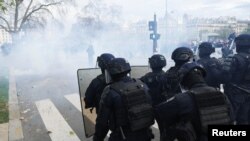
[0,24,10,32]
[18,0,33,29]
[14,0,20,32]
[18,1,61,31]
[40,7,53,17]
[22,0,33,21]
[0,16,11,31]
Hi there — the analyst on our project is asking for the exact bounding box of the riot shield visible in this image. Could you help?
[77,66,150,138]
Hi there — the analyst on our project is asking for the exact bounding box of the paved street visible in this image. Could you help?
[15,72,160,141]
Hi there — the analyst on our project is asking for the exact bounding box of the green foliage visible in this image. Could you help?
[0,68,9,124]
[0,0,15,13]
[0,0,7,12]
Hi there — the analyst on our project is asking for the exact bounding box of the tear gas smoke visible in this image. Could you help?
[2,0,244,77]
[0,0,160,77]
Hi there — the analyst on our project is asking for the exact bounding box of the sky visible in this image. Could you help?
[106,0,250,21]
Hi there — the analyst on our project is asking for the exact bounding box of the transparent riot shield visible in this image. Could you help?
[77,66,150,138]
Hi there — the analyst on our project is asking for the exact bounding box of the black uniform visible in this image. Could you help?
[197,42,223,88]
[165,66,182,98]
[140,54,168,141]
[141,71,167,105]
[140,54,167,106]
[165,47,194,98]
[94,58,154,141]
[84,74,106,111]
[222,34,250,124]
[84,53,115,113]
[155,62,233,141]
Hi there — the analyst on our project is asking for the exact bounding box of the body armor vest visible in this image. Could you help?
[165,66,182,97]
[142,71,167,105]
[197,58,221,88]
[232,53,250,84]
[189,87,232,134]
[110,79,154,131]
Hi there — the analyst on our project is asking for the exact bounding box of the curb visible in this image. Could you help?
[8,69,23,141]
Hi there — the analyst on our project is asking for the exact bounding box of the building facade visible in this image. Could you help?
[184,16,250,41]
[0,28,12,44]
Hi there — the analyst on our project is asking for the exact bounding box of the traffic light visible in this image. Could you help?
[150,33,160,40]
[148,14,160,54]
[148,21,155,31]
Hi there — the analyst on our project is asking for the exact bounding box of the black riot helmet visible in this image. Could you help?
[198,42,215,58]
[97,53,115,70]
[149,54,166,69]
[235,34,250,53]
[171,47,194,65]
[178,62,206,90]
[106,58,131,81]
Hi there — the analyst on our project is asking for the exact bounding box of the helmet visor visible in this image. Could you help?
[105,69,113,84]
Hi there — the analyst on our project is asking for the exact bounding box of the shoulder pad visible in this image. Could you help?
[100,85,111,100]
[96,74,106,83]
[103,85,111,92]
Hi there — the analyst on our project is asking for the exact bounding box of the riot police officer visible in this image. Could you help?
[140,54,167,106]
[222,34,250,124]
[140,54,167,141]
[155,62,233,141]
[94,58,154,141]
[165,47,194,98]
[197,42,223,88]
[84,53,115,113]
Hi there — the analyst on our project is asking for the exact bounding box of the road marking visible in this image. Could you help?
[64,93,82,111]
[64,93,158,137]
[36,99,81,141]
[65,93,112,137]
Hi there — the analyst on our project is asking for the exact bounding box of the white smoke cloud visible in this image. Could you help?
[1,0,249,77]
[1,0,153,77]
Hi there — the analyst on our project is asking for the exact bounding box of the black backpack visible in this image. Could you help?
[110,79,154,131]
[189,87,232,135]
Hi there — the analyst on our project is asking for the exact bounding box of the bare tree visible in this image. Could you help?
[0,0,61,34]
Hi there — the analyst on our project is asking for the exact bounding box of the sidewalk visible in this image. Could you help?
[0,123,8,141]
[0,69,23,141]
